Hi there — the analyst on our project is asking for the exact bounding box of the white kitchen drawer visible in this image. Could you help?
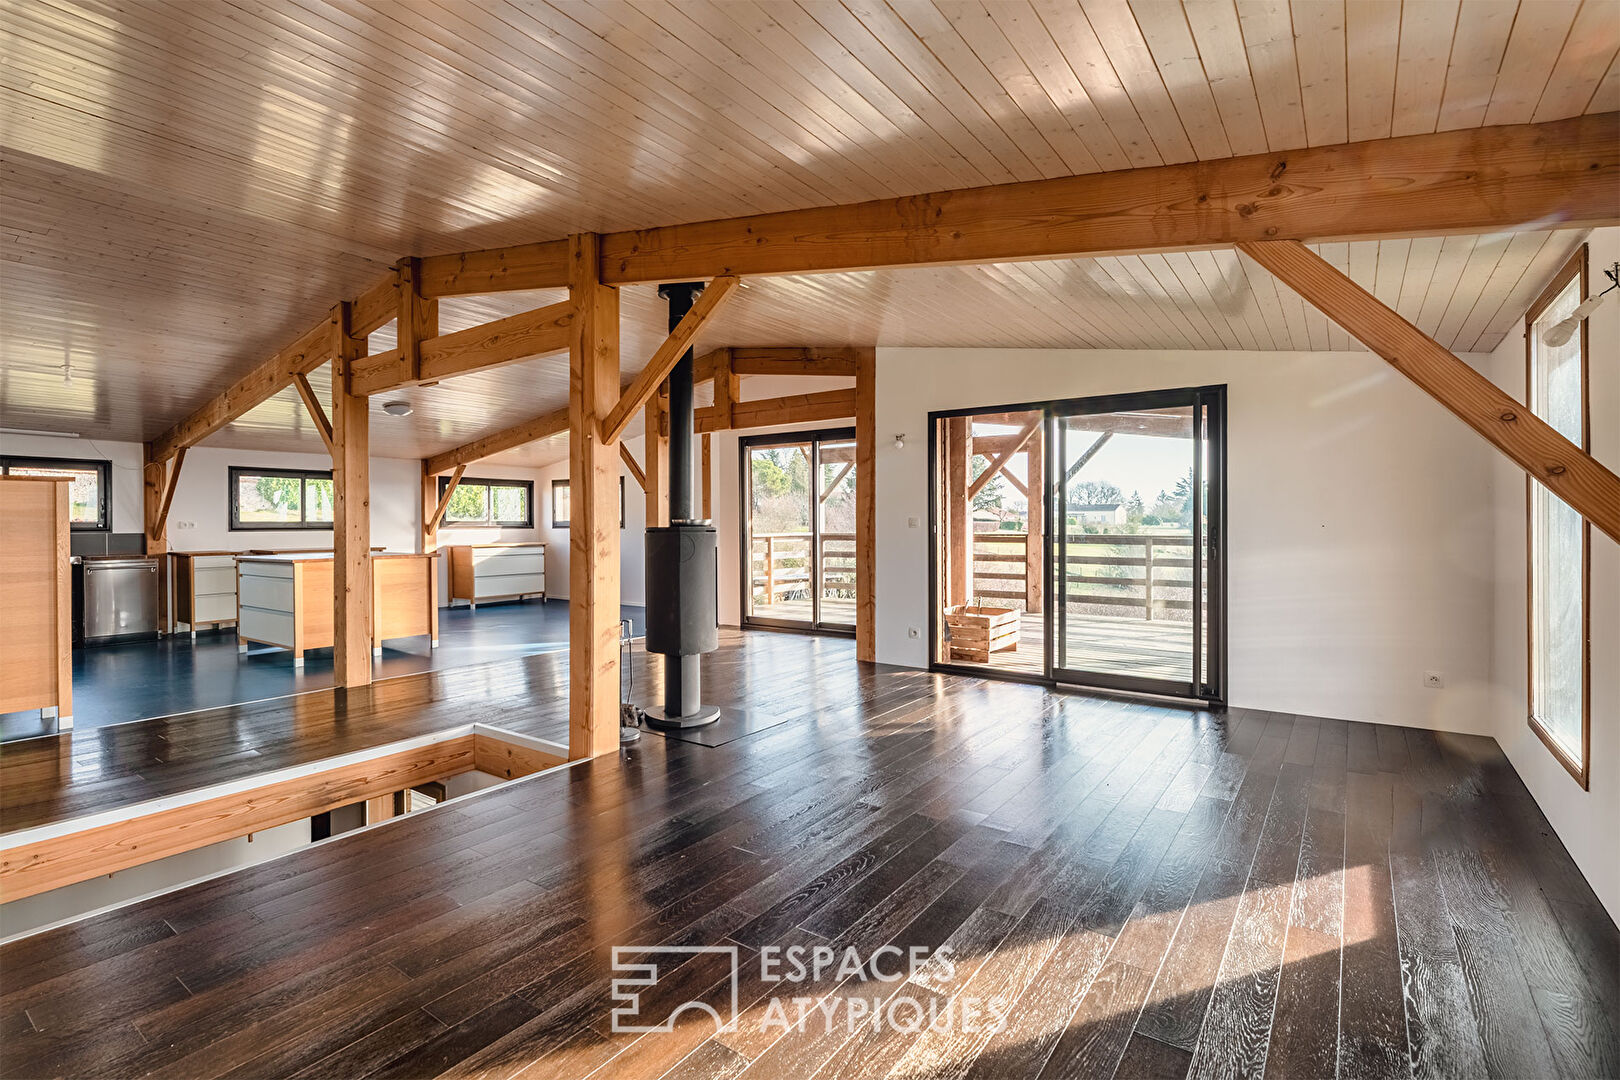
[240,561,295,580]
[473,551,545,576]
[239,575,293,612]
[474,572,544,598]
[194,567,237,595]
[193,555,237,570]
[193,594,237,623]
[238,608,294,648]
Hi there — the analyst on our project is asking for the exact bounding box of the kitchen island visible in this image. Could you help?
[236,552,437,665]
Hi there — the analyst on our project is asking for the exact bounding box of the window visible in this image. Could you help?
[549,478,625,528]
[0,456,111,530]
[1525,247,1589,788]
[230,467,334,530]
[438,476,534,528]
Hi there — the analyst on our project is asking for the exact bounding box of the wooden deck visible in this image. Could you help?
[750,602,1194,684]
[2,632,1616,1080]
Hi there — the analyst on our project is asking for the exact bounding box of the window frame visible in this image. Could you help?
[228,466,335,531]
[436,475,535,529]
[1524,244,1591,790]
[0,455,112,531]
[549,477,625,528]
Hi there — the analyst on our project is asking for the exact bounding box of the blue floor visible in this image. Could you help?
[0,600,645,741]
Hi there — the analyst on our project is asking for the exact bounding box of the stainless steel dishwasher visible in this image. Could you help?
[80,555,161,644]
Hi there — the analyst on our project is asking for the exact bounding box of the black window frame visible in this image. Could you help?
[229,466,335,531]
[0,455,112,531]
[437,475,535,529]
[549,477,625,529]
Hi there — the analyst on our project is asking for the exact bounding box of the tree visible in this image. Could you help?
[1126,490,1145,523]
[1067,479,1122,509]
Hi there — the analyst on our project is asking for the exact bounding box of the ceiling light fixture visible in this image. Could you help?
[381,401,414,417]
[0,428,79,439]
[1542,260,1620,347]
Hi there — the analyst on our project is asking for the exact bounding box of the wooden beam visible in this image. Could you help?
[647,385,670,528]
[1065,431,1114,484]
[598,114,1619,283]
[727,347,865,377]
[600,276,741,444]
[146,318,330,463]
[1241,239,1620,544]
[967,418,1039,500]
[620,445,647,491]
[291,372,334,455]
[153,447,186,538]
[330,302,372,689]
[424,407,569,476]
[417,239,571,297]
[696,387,856,433]
[854,348,876,663]
[427,465,466,532]
[420,462,439,554]
[711,348,739,431]
[351,272,400,338]
[396,257,439,387]
[820,462,853,502]
[348,301,574,397]
[567,234,622,760]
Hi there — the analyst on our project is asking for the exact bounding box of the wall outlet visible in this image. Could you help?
[907,516,920,529]
[907,626,920,639]
[1424,671,1444,689]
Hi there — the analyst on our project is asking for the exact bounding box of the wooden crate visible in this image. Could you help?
[943,604,1020,663]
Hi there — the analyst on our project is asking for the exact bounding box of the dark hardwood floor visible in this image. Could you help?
[2,631,1615,1079]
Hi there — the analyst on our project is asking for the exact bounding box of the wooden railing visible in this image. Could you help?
[967,531,1196,620]
[749,532,855,604]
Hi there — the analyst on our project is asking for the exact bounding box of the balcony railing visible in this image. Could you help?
[968,531,1196,620]
[749,532,856,604]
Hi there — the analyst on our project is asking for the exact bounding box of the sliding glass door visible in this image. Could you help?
[1051,387,1225,699]
[741,428,857,634]
[927,386,1225,702]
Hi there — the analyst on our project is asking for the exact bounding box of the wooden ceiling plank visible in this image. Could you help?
[1435,0,1518,132]
[1290,0,1350,147]
[595,114,1620,283]
[1389,0,1461,137]
[1241,238,1620,543]
[1125,0,1236,160]
[1485,0,1584,125]
[1346,0,1402,142]
[1532,2,1620,122]
[600,276,741,444]
[1179,0,1271,156]
[145,317,332,463]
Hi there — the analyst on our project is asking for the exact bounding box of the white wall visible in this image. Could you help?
[531,434,648,607]
[871,347,1501,735]
[1484,227,1619,920]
